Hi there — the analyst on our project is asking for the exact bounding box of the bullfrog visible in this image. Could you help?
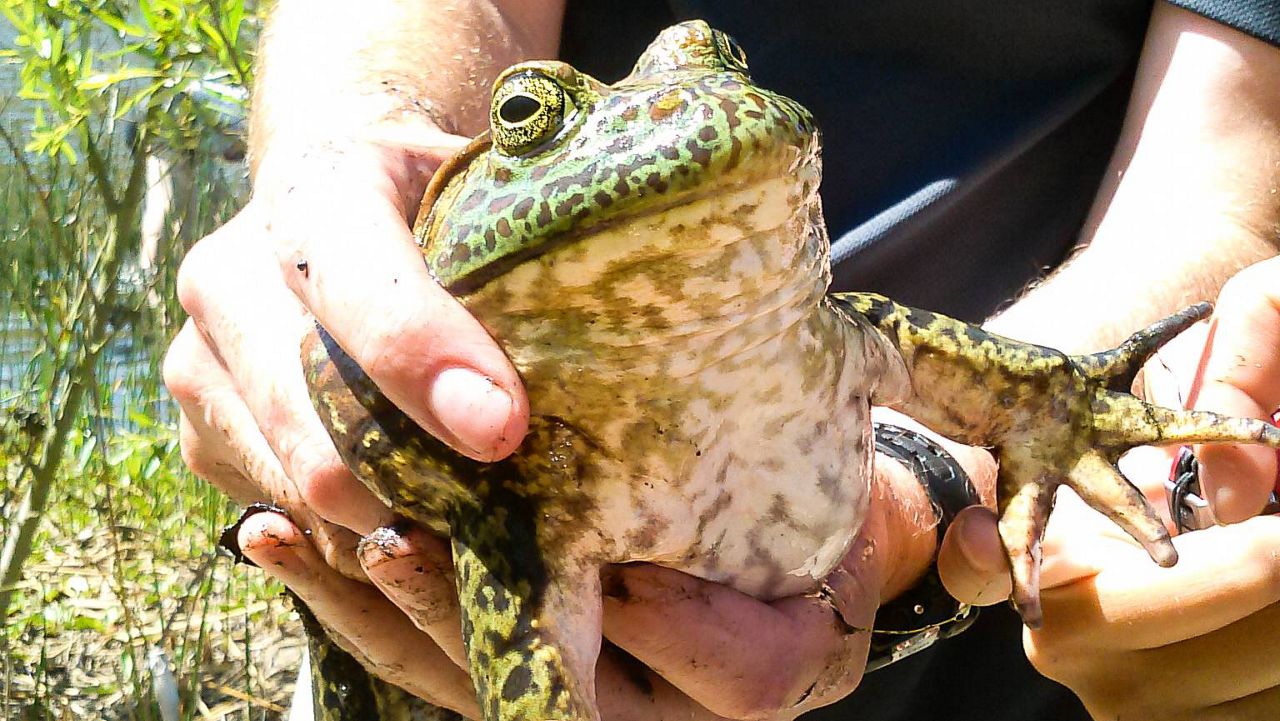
[301,20,1280,721]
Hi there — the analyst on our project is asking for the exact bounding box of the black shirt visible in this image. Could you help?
[559,2,1280,718]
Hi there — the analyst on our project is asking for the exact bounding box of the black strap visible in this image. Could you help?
[866,423,981,671]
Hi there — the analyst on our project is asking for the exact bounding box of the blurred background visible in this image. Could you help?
[1,2,302,718]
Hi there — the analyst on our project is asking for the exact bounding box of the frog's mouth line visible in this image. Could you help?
[418,136,818,297]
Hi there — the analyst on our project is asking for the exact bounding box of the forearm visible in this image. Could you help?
[250,0,565,177]
[987,2,1280,353]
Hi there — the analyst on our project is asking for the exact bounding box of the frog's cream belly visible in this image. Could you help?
[580,308,880,599]
[504,307,885,600]
[466,166,893,599]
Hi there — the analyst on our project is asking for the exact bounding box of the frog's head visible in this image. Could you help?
[416,20,819,296]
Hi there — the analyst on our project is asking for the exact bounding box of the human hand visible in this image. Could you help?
[165,128,532,535]
[1023,457,1280,721]
[939,256,1280,720]
[1182,256,1280,524]
[224,423,998,720]
[936,455,1280,721]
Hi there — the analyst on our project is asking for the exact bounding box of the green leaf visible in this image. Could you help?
[47,26,63,63]
[88,6,147,38]
[224,0,243,46]
[79,67,163,91]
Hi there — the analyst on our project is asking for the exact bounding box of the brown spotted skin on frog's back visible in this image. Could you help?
[303,19,1280,721]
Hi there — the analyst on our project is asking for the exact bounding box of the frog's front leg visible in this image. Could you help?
[831,292,1280,626]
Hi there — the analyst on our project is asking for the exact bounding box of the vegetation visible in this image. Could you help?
[1,2,298,718]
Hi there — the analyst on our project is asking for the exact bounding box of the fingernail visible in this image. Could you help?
[429,367,515,460]
[1211,481,1248,525]
[954,508,1008,574]
[358,525,413,569]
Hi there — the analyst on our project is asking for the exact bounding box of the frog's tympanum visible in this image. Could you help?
[301,21,1280,721]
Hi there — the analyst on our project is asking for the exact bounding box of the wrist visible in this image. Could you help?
[870,452,941,601]
[870,421,1000,603]
[864,423,987,671]
[866,411,997,602]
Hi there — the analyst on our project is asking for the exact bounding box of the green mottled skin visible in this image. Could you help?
[297,593,462,721]
[300,20,1280,721]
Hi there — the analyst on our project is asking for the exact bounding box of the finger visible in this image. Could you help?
[938,506,1012,606]
[1202,682,1280,721]
[165,323,367,579]
[601,560,873,720]
[166,319,304,508]
[264,144,529,461]
[177,411,259,504]
[357,524,466,666]
[1194,259,1280,523]
[356,529,735,720]
[1128,599,1280,709]
[236,510,479,716]
[595,645,729,721]
[1032,515,1280,650]
[177,214,391,534]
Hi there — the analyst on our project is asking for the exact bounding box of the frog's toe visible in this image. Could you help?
[1076,302,1212,393]
[996,469,1057,629]
[1067,450,1176,568]
[1092,393,1280,452]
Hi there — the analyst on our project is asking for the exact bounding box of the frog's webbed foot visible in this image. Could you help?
[996,304,1280,626]
[841,293,1280,627]
[998,448,1177,628]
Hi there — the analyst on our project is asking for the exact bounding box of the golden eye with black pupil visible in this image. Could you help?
[713,31,749,73]
[491,72,569,156]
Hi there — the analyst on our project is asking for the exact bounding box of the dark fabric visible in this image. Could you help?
[806,605,1082,721]
[558,1,1275,719]
[1170,0,1280,46]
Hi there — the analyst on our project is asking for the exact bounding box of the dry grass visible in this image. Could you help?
[1,399,306,720]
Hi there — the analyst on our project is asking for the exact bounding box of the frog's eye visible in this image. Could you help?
[712,31,749,73]
[491,72,572,156]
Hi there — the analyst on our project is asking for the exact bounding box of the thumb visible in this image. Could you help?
[265,141,530,462]
[937,506,1012,606]
[1192,259,1280,523]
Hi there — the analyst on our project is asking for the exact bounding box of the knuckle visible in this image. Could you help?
[282,433,357,522]
[161,325,205,404]
[176,231,227,319]
[314,524,368,580]
[1024,628,1101,686]
[1024,624,1076,677]
[354,315,443,392]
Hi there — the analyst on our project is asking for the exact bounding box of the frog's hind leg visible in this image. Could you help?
[296,594,465,720]
[451,493,602,721]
